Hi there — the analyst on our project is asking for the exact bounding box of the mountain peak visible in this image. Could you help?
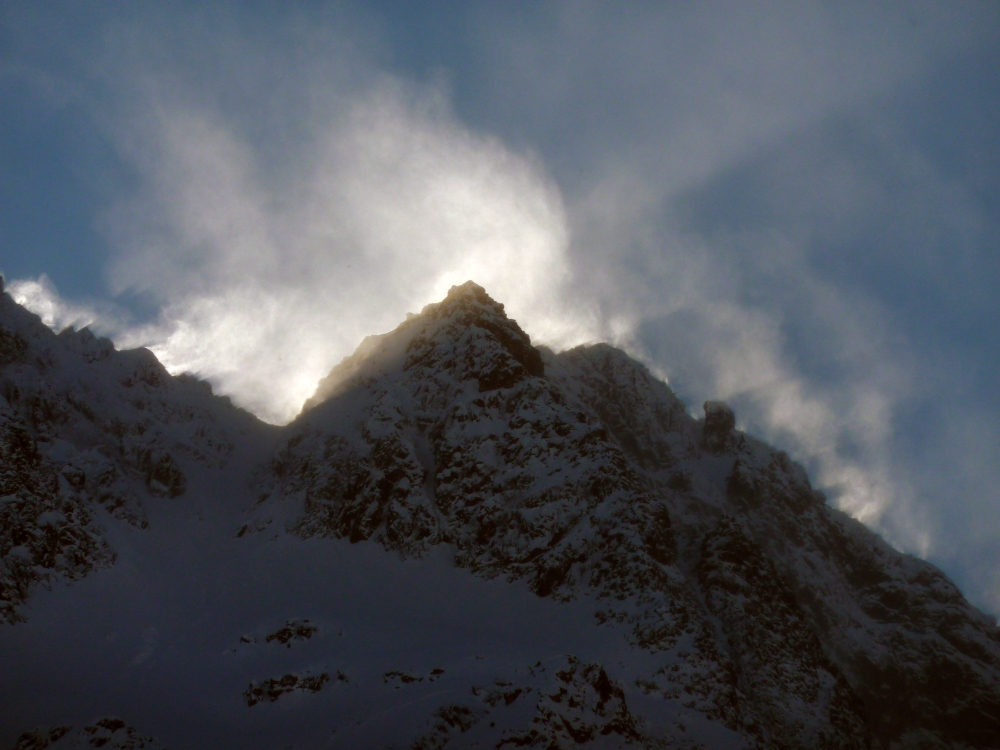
[4,285,1000,749]
[302,282,543,414]
[412,280,544,386]
[443,279,493,306]
[416,279,507,322]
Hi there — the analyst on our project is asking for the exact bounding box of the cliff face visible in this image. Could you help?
[1,282,997,750]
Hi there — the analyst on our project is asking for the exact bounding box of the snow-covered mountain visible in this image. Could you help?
[1,280,998,750]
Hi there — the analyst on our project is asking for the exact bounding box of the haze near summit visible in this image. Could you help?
[2,3,999,617]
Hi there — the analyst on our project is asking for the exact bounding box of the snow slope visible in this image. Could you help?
[1,281,998,749]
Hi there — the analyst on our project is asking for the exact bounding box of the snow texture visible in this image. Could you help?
[1,281,998,749]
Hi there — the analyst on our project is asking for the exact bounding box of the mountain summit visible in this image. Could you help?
[1,283,998,749]
[302,281,543,413]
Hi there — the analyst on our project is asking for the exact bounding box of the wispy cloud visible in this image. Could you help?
[7,275,118,333]
[12,14,596,424]
[466,2,1000,610]
[6,3,1000,613]
[110,84,589,423]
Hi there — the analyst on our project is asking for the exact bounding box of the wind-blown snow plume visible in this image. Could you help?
[101,82,583,423]
[8,276,100,333]
[10,14,593,424]
[7,3,999,613]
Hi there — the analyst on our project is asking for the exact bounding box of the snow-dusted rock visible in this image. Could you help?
[0,290,271,623]
[1,282,998,749]
[12,718,165,750]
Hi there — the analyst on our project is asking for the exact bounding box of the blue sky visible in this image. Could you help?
[2,2,999,616]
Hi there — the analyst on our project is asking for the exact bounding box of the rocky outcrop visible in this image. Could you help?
[412,656,641,749]
[244,670,337,706]
[12,718,164,750]
[701,400,737,453]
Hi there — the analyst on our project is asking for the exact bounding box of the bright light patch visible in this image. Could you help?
[9,276,100,333]
[15,83,594,424]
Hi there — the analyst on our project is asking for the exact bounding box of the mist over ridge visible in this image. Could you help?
[2,2,999,620]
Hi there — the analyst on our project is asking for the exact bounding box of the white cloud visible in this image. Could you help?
[8,275,102,333]
[36,27,594,423]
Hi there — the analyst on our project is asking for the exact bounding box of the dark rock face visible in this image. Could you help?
[697,516,871,749]
[12,718,165,749]
[703,400,735,433]
[720,448,1000,750]
[264,619,317,646]
[0,326,28,366]
[702,400,736,453]
[546,343,695,471]
[145,452,186,497]
[244,671,333,706]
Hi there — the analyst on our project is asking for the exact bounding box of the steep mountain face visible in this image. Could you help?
[1,281,998,750]
[0,291,271,625]
[547,334,1000,749]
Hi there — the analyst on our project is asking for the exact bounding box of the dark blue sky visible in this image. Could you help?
[2,1,999,615]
